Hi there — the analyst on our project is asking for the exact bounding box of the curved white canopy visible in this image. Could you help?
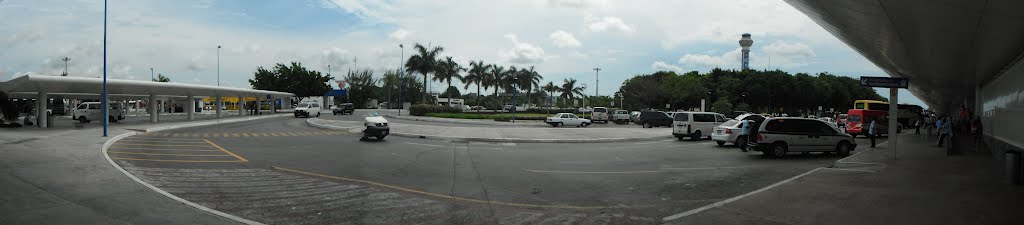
[0,75,294,99]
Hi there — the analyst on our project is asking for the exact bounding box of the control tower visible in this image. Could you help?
[739,33,753,70]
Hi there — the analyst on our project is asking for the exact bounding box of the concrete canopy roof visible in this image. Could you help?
[0,75,294,99]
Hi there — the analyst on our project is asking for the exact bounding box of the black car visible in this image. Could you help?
[333,103,354,115]
[637,111,673,128]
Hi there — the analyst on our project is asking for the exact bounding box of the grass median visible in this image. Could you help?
[425,112,588,120]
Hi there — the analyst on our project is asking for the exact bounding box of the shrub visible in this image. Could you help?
[409,104,460,116]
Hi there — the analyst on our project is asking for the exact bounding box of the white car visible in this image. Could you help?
[545,113,591,127]
[293,102,321,118]
[671,112,728,140]
[591,107,609,123]
[711,119,742,147]
[361,111,389,141]
[73,102,124,123]
[749,117,857,157]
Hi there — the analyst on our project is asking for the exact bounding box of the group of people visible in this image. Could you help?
[922,105,983,153]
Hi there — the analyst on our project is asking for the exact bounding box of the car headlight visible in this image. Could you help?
[376,123,387,127]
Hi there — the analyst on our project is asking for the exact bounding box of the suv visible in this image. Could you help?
[73,102,124,123]
[637,111,672,128]
[672,112,727,140]
[294,102,321,118]
[749,117,857,157]
[333,103,354,115]
[591,107,609,123]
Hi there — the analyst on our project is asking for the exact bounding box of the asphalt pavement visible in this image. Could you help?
[105,116,885,224]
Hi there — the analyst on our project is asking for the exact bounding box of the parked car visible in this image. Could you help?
[360,111,389,141]
[591,107,609,123]
[711,114,764,146]
[749,117,857,157]
[637,111,673,128]
[545,113,591,127]
[612,110,631,124]
[332,103,354,115]
[471,106,486,110]
[294,102,321,118]
[630,111,641,124]
[671,112,728,140]
[73,102,124,123]
[836,113,848,127]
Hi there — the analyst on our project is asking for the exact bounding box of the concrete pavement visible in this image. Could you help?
[1,113,289,225]
[307,118,674,143]
[665,133,1024,225]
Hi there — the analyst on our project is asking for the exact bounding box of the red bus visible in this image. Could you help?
[845,109,898,137]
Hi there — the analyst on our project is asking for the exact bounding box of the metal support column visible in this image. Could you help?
[215,95,222,118]
[148,94,158,123]
[238,96,244,116]
[36,92,47,128]
[186,95,195,121]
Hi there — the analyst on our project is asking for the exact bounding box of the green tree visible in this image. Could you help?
[405,43,444,103]
[515,66,542,106]
[152,73,170,82]
[485,65,506,110]
[441,86,461,99]
[542,81,559,107]
[344,69,377,108]
[249,62,333,102]
[560,78,584,106]
[433,56,463,102]
[462,61,489,106]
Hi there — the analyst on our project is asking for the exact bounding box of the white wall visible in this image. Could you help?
[980,57,1024,156]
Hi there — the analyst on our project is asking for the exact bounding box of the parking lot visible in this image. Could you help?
[108,115,885,224]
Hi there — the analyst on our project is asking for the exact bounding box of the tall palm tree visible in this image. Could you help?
[463,61,489,106]
[432,57,463,104]
[560,78,584,106]
[515,66,542,106]
[542,81,558,107]
[485,65,506,110]
[503,66,519,93]
[405,43,444,103]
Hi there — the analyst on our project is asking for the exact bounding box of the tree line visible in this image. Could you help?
[617,69,886,115]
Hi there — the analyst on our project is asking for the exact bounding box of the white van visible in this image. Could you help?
[672,112,728,140]
[74,102,124,123]
[591,107,609,123]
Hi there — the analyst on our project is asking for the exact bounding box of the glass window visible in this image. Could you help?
[88,104,101,109]
[569,114,578,119]
[78,104,87,110]
[721,120,739,127]
[298,103,309,108]
[594,108,607,113]
[848,114,862,122]
[716,114,727,122]
[855,103,865,109]
[312,103,319,108]
[694,114,715,122]
[674,113,689,121]
[815,121,838,134]
[765,120,784,132]
[561,114,569,118]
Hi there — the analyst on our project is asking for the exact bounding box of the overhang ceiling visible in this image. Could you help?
[0,75,294,99]
[784,0,1024,112]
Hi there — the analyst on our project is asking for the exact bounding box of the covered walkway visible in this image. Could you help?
[0,75,295,129]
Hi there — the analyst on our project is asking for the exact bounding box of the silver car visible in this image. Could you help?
[749,117,858,157]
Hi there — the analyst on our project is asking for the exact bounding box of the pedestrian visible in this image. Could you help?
[914,118,921,134]
[938,116,951,148]
[971,115,982,150]
[868,118,877,148]
[738,119,750,152]
[958,105,969,134]
[934,117,944,140]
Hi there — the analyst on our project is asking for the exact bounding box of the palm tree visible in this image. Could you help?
[381,70,399,108]
[432,56,463,104]
[515,66,542,106]
[560,78,584,107]
[463,61,489,107]
[405,43,444,103]
[485,65,506,110]
[542,81,558,107]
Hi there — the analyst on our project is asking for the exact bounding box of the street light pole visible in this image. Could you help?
[593,68,600,98]
[150,68,154,81]
[61,57,70,76]
[217,45,221,86]
[398,44,404,116]
[102,0,108,137]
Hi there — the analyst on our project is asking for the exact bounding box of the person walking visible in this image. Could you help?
[868,118,877,148]
[738,119,750,152]
[934,117,944,140]
[971,116,982,150]
[914,118,921,134]
[938,116,951,148]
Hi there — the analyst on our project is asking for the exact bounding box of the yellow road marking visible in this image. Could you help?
[223,132,229,137]
[242,133,251,137]
[192,133,200,137]
[114,143,213,147]
[204,139,248,162]
[272,166,609,209]
[231,133,240,137]
[280,132,292,136]
[203,133,210,138]
[125,137,204,141]
[270,133,280,136]
[118,140,207,144]
[522,169,664,174]
[108,151,233,157]
[111,157,244,163]
[107,147,220,151]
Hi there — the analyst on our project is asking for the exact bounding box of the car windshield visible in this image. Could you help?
[721,120,739,127]
[297,103,309,108]
[594,108,607,112]
[849,114,862,122]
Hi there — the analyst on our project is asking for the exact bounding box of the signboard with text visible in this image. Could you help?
[860,76,909,88]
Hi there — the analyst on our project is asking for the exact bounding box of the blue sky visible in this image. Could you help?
[0,0,926,107]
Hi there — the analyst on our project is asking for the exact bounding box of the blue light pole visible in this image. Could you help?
[217,45,221,86]
[102,0,108,137]
[398,44,404,116]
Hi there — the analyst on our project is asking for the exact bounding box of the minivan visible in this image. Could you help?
[672,112,728,140]
[591,107,609,123]
[74,102,125,123]
[749,117,857,157]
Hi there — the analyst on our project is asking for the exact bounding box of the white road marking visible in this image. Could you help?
[523,165,757,174]
[822,167,877,173]
[661,165,757,170]
[662,167,824,221]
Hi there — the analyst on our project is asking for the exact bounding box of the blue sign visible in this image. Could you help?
[326,89,347,97]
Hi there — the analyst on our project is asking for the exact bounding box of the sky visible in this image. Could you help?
[0,0,926,107]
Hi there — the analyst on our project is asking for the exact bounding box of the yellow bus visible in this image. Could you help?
[853,99,889,111]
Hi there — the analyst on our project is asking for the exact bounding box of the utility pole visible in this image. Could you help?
[399,44,404,116]
[61,57,71,76]
[150,68,154,81]
[593,68,601,98]
[217,45,221,86]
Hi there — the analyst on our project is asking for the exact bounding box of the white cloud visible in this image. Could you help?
[321,47,353,69]
[678,48,742,69]
[388,28,411,41]
[548,30,581,48]
[585,15,634,33]
[543,0,613,10]
[764,41,815,57]
[499,34,546,64]
[651,61,683,72]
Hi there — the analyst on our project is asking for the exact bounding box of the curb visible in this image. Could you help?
[306,118,672,143]
[384,115,546,127]
[101,117,284,225]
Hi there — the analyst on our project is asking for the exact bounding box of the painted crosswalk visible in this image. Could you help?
[119,166,660,225]
[108,136,248,163]
[139,130,348,138]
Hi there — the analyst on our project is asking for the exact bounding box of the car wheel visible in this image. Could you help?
[677,136,686,141]
[716,141,725,146]
[316,112,320,117]
[581,123,589,127]
[359,136,368,141]
[333,112,337,115]
[836,141,852,156]
[736,136,747,148]
[644,122,652,128]
[771,142,788,158]
[376,135,385,140]
[692,131,702,140]
[109,116,117,122]
[294,115,299,118]
[78,116,88,123]
[556,122,563,127]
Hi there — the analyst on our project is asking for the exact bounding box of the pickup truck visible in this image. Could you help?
[545,113,591,127]
[611,110,631,124]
